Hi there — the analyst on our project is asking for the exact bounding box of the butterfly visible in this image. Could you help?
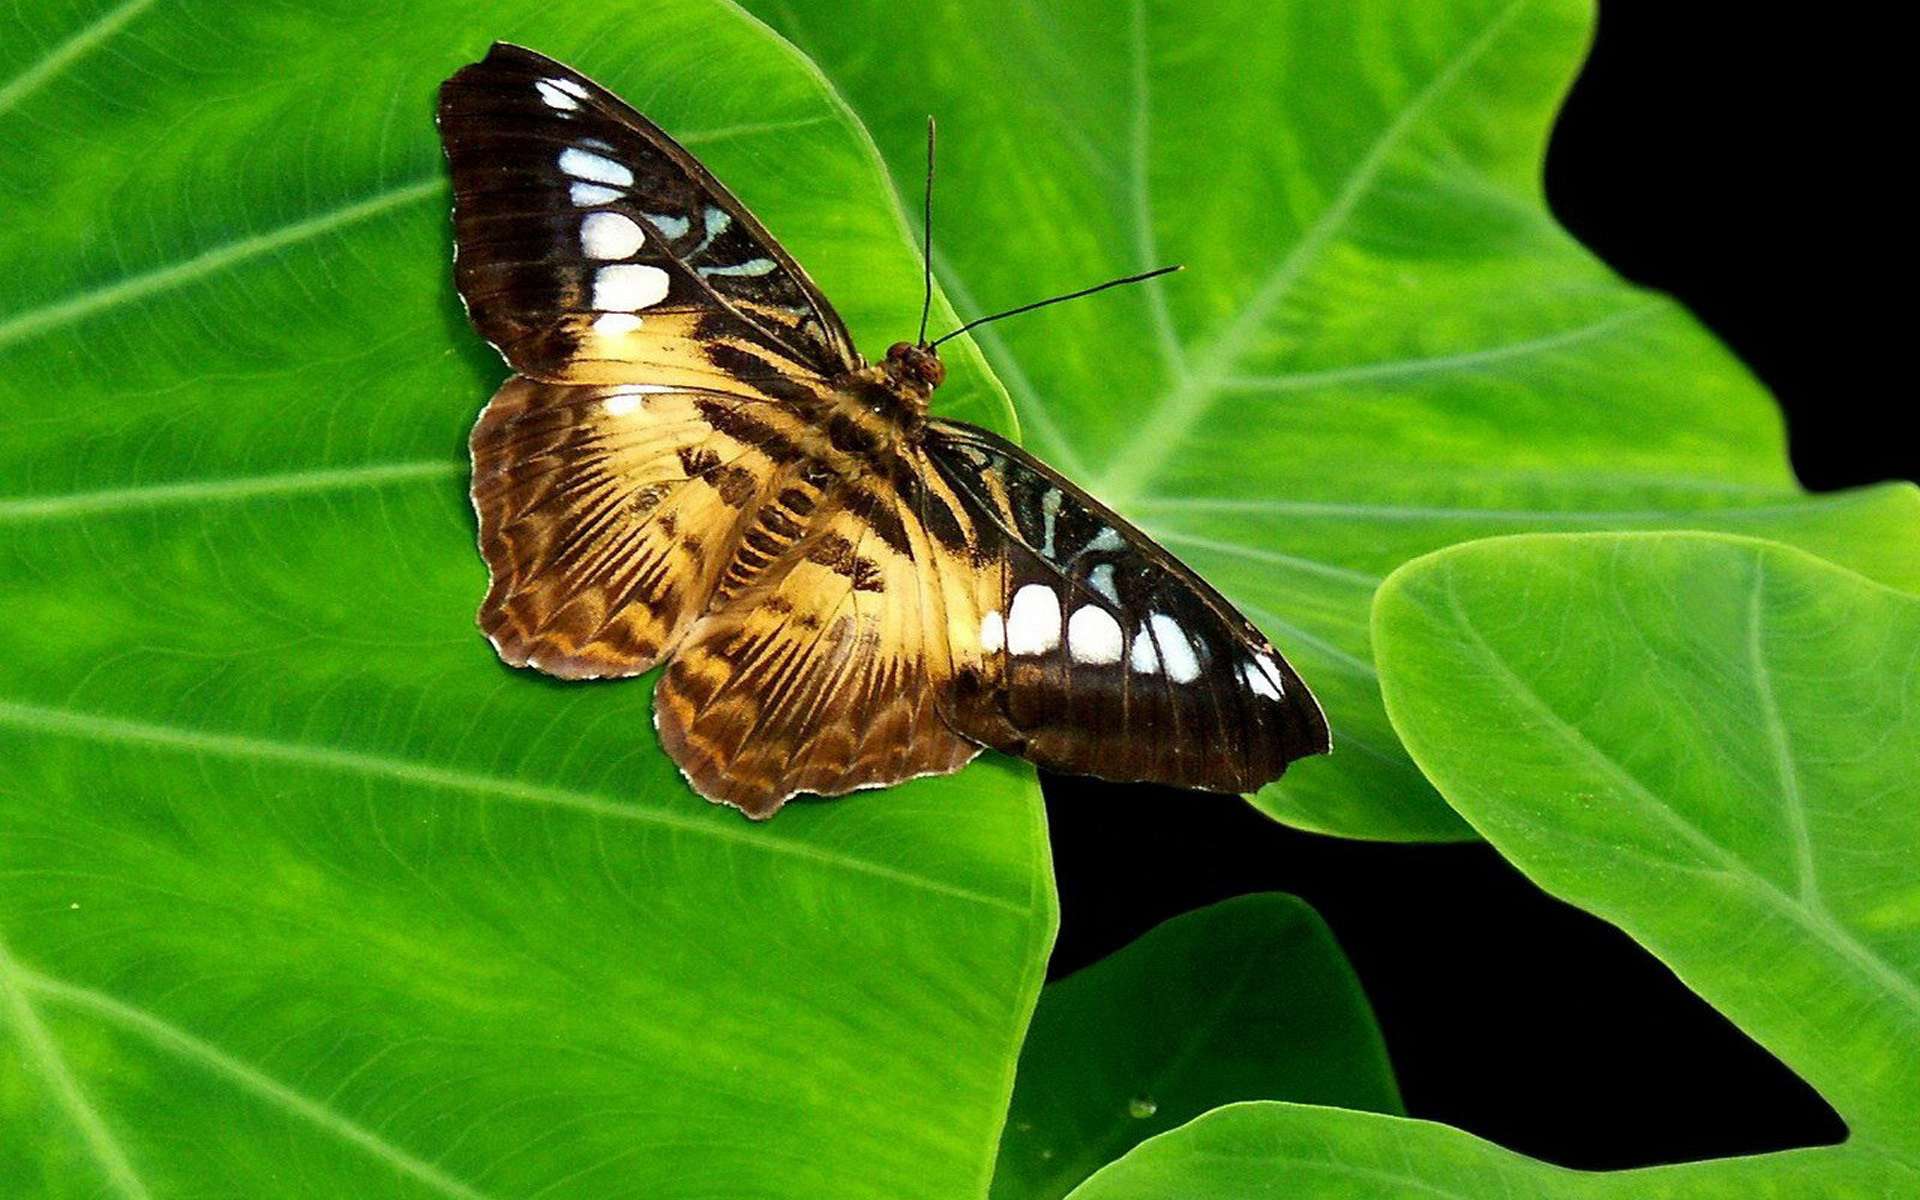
[436,43,1330,818]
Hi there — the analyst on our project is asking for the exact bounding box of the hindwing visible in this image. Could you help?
[470,377,805,678]
[916,420,1331,793]
[654,474,980,816]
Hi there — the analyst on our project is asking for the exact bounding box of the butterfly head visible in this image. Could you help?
[884,341,946,393]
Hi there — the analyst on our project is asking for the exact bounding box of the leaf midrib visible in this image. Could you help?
[1090,0,1535,507]
[1438,573,1920,1027]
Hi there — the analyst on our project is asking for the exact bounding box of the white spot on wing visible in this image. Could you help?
[1148,612,1201,683]
[1252,652,1285,698]
[643,213,691,240]
[600,383,676,415]
[979,610,1005,654]
[1243,658,1282,701]
[1038,488,1064,558]
[570,182,623,207]
[1006,584,1061,655]
[593,263,670,311]
[536,80,580,111]
[581,211,645,260]
[559,147,633,187]
[592,312,643,336]
[1067,605,1124,665]
[1089,526,1125,552]
[1129,623,1160,674]
[698,257,778,278]
[691,205,732,254]
[549,77,590,100]
[1088,563,1120,604]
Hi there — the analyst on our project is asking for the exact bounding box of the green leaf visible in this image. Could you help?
[1061,532,1920,1197]
[0,3,1050,1197]
[1064,1104,1909,1199]
[990,895,1400,1200]
[748,0,1920,840]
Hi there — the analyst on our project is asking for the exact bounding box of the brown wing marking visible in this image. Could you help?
[470,375,800,679]
[653,475,980,817]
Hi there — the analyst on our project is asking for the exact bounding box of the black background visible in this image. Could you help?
[1041,5,1912,1173]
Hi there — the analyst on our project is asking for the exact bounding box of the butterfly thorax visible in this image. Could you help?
[835,341,944,444]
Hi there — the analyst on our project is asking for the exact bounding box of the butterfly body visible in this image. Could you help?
[440,44,1330,817]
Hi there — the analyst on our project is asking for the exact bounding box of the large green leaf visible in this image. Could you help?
[991,894,1399,1200]
[0,2,1051,1197]
[750,0,1920,840]
[1063,532,1920,1197]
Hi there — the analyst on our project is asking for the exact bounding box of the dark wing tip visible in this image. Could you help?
[482,41,556,68]
[1258,645,1332,769]
[1283,694,1333,764]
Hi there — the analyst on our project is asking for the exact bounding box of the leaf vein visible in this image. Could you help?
[1211,302,1665,394]
[1745,555,1825,911]
[0,459,462,522]
[0,0,156,118]
[0,933,154,1200]
[0,699,1031,914]
[0,177,444,351]
[15,964,495,1200]
[1442,583,1920,1024]
[1128,0,1185,375]
[1093,0,1534,505]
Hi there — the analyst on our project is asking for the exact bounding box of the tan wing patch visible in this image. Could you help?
[470,375,792,679]
[653,477,980,817]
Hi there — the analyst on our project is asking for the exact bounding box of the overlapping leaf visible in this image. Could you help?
[0,3,1049,1197]
[1064,533,1920,1197]
[750,0,1920,840]
[991,894,1399,1200]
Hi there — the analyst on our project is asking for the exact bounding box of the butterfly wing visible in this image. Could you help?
[437,42,860,385]
[441,43,1326,807]
[441,44,862,678]
[653,471,980,817]
[469,377,815,678]
[915,419,1331,793]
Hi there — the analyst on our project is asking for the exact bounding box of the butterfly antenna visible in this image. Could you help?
[917,116,937,347]
[931,264,1183,348]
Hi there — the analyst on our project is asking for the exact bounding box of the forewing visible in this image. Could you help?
[470,377,798,679]
[437,42,859,384]
[918,420,1331,793]
[654,474,980,817]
